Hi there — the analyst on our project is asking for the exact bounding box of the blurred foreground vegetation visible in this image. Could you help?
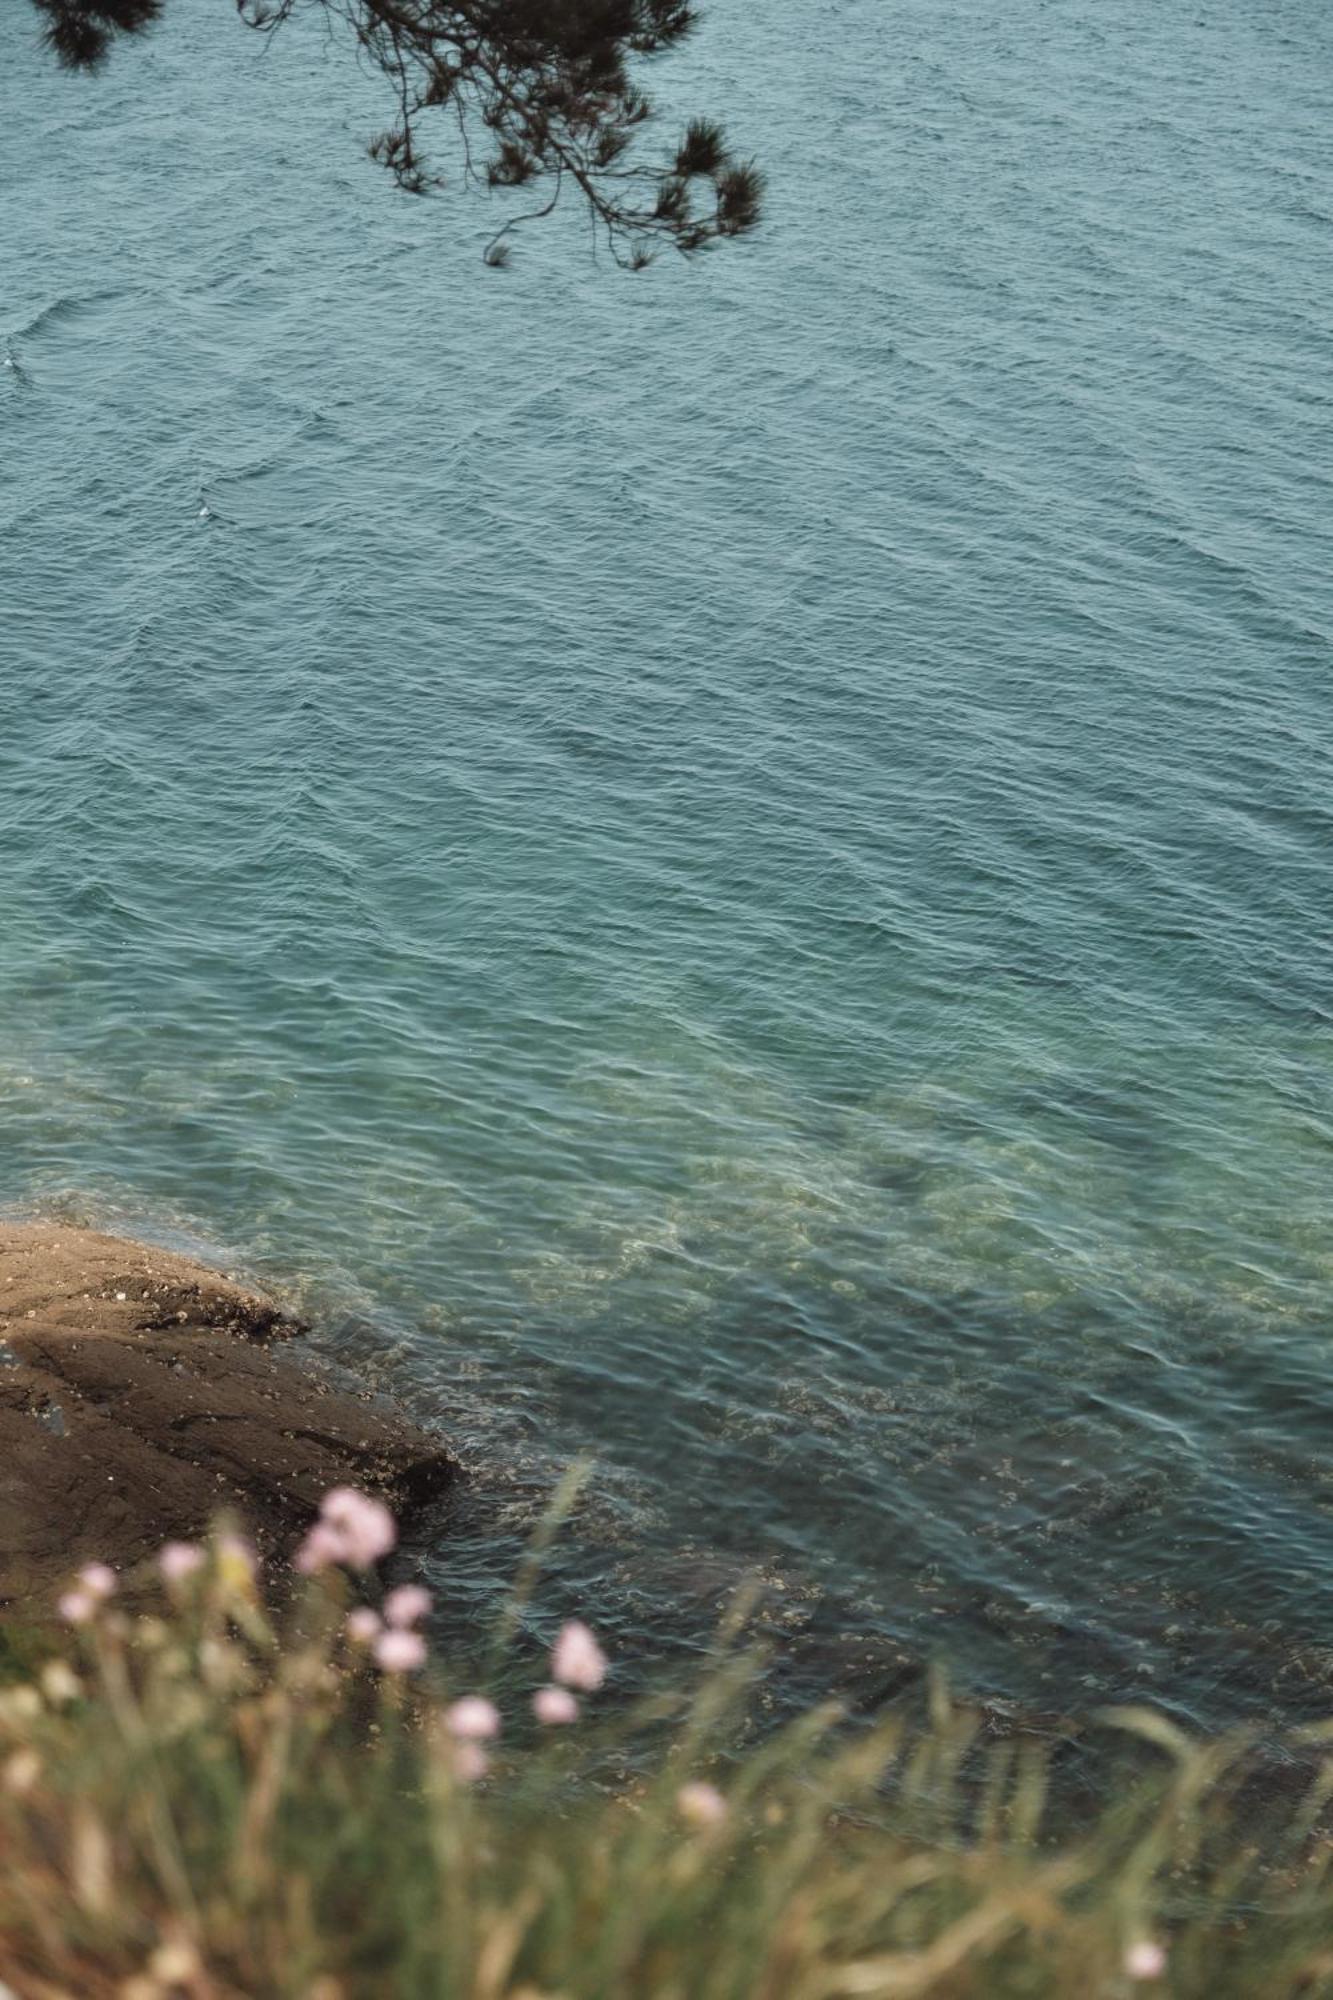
[3,1511,1333,2000]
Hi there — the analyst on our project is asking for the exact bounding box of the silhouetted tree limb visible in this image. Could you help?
[31,0,763,264]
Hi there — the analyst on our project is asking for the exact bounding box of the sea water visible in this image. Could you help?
[3,0,1333,1725]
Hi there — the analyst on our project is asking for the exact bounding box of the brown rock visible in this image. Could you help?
[0,1222,453,1613]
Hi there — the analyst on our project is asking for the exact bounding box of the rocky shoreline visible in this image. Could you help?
[0,1222,453,1611]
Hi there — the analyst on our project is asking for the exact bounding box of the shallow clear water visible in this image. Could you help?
[4,0,1333,1725]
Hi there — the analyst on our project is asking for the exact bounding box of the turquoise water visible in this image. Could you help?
[4,0,1333,1723]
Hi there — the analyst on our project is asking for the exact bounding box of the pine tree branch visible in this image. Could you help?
[31,0,763,263]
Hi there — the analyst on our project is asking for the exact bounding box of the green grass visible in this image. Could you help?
[2,1522,1333,2000]
[0,1618,60,1688]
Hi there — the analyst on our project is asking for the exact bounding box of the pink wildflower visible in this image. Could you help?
[319,1488,397,1568]
[78,1563,117,1600]
[445,1695,500,1739]
[383,1584,432,1628]
[452,1741,489,1783]
[58,1590,95,1626]
[374,1628,426,1673]
[159,1541,204,1583]
[677,1782,729,1829]
[294,1522,347,1576]
[551,1619,607,1692]
[1125,1941,1167,1982]
[533,1685,579,1725]
[346,1607,382,1644]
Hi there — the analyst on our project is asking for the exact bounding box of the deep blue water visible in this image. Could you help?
[4,0,1333,1725]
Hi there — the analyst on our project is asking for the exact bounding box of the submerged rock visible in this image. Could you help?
[0,1222,453,1612]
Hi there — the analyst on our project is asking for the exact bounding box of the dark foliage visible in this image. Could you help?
[31,0,763,263]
